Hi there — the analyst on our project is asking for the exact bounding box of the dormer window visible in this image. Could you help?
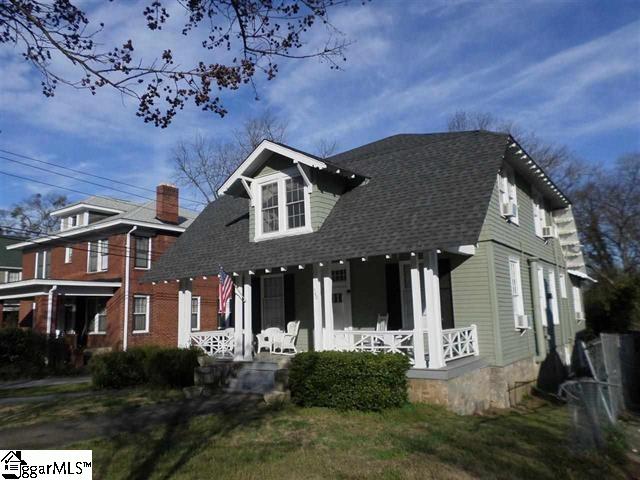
[254,170,311,241]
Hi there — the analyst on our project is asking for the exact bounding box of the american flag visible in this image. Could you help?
[218,266,234,315]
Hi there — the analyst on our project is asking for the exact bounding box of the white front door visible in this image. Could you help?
[330,263,352,330]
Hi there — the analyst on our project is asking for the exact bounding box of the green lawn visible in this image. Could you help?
[0,382,92,399]
[70,397,630,480]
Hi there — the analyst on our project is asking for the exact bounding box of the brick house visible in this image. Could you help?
[0,185,219,354]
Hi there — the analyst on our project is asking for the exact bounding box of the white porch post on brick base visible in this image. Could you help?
[322,266,334,350]
[233,275,244,361]
[410,255,427,368]
[177,279,192,348]
[424,250,445,369]
[312,264,324,351]
[243,274,253,360]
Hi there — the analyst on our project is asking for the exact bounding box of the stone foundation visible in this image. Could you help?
[407,356,541,414]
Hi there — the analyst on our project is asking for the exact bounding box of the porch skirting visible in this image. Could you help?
[407,356,541,415]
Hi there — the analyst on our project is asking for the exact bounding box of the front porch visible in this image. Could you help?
[184,248,480,370]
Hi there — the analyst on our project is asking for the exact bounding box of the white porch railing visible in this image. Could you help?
[333,330,415,363]
[441,325,479,362]
[332,325,479,367]
[190,330,234,357]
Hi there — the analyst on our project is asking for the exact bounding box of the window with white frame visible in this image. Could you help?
[498,164,519,224]
[254,170,311,240]
[134,236,152,269]
[548,271,560,325]
[573,284,584,320]
[261,275,284,329]
[35,250,51,279]
[7,270,21,282]
[537,266,548,327]
[88,239,108,272]
[286,177,306,228]
[532,190,545,237]
[559,273,567,298]
[65,246,73,264]
[261,182,279,233]
[509,257,525,327]
[133,295,150,332]
[88,298,107,334]
[191,296,201,331]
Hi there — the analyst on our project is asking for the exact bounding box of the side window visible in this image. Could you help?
[134,237,151,269]
[547,271,560,325]
[191,296,201,331]
[499,165,519,224]
[35,251,51,279]
[133,295,150,332]
[509,257,526,328]
[88,239,109,272]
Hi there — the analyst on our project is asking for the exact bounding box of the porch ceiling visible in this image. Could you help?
[0,279,122,300]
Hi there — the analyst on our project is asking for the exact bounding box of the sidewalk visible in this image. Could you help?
[0,393,262,449]
[0,375,91,390]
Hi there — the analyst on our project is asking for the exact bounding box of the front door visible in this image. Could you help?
[331,263,352,330]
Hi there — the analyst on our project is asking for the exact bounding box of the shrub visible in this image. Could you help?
[289,351,410,411]
[89,347,199,389]
[146,348,199,388]
[0,328,72,380]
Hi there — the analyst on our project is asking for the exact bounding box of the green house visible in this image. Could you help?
[147,131,592,413]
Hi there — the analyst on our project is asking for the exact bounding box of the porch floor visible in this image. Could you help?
[407,355,486,381]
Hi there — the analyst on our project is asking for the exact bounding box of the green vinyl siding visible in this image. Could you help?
[449,243,499,364]
[253,155,292,178]
[310,171,343,230]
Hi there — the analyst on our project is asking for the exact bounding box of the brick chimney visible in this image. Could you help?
[156,183,179,224]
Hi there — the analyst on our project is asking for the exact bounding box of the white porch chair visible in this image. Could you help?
[274,321,300,355]
[256,327,282,353]
[376,314,389,331]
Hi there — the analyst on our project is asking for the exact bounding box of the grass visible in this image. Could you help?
[68,397,630,480]
[0,386,183,429]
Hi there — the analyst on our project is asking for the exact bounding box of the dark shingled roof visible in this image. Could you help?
[145,131,510,281]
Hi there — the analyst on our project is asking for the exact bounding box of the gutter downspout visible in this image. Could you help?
[123,226,137,351]
[46,285,57,335]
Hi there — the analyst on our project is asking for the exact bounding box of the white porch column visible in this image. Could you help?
[46,286,57,335]
[322,266,334,350]
[312,264,324,351]
[233,275,244,361]
[424,250,445,369]
[177,279,192,348]
[243,274,253,360]
[410,256,427,368]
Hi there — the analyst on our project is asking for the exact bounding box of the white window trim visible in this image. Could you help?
[64,246,73,264]
[532,189,544,238]
[548,270,560,325]
[35,251,49,279]
[253,169,312,241]
[508,256,526,329]
[87,239,109,273]
[191,296,201,331]
[559,272,568,298]
[134,236,152,270]
[573,285,584,320]
[87,298,107,334]
[499,164,519,225]
[537,266,548,327]
[260,273,285,330]
[132,295,150,333]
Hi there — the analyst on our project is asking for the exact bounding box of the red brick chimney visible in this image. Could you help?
[156,183,179,224]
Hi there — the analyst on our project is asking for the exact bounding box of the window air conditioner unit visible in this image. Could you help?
[575,311,585,322]
[515,314,530,329]
[542,225,556,239]
[501,202,518,218]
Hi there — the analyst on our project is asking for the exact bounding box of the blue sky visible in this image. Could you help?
[0,0,638,211]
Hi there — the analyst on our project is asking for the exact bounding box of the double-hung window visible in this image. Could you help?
[7,270,20,283]
[532,190,545,237]
[547,271,560,325]
[134,237,152,269]
[255,171,311,240]
[88,239,108,272]
[65,246,73,264]
[499,164,519,224]
[573,285,584,320]
[191,296,201,331]
[88,298,107,334]
[133,295,150,333]
[35,250,51,279]
[509,257,525,328]
[559,273,568,298]
[261,182,279,234]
